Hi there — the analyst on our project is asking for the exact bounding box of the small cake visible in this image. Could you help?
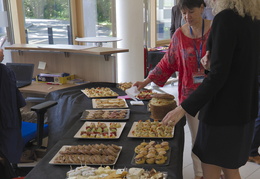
[149,93,177,120]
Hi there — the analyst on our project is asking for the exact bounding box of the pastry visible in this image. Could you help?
[155,155,166,165]
[149,93,177,120]
[146,153,156,164]
[134,154,146,164]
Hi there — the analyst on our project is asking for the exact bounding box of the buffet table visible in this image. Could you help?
[25,82,185,179]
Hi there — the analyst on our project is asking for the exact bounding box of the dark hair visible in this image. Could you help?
[178,0,206,10]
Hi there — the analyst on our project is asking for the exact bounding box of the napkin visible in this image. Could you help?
[130,101,144,105]
[125,86,140,101]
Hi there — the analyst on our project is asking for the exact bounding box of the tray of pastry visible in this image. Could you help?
[66,166,168,179]
[131,140,171,166]
[49,144,122,165]
[127,168,168,179]
[66,166,128,179]
[80,109,130,121]
[74,122,126,139]
[127,120,174,138]
[135,89,156,100]
[81,87,119,98]
[92,98,128,109]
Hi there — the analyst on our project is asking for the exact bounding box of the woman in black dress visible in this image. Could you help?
[162,0,260,178]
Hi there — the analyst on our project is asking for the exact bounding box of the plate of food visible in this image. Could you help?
[135,89,156,100]
[127,120,174,138]
[131,140,171,166]
[127,168,168,179]
[118,82,133,91]
[81,87,119,98]
[74,122,126,139]
[92,98,128,109]
[66,166,128,179]
[49,144,122,165]
[80,109,130,121]
[66,166,167,179]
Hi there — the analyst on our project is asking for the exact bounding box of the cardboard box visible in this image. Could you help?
[36,74,75,84]
[58,75,75,84]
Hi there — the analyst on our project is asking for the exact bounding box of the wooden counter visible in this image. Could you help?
[5,44,129,83]
[5,44,129,55]
[19,81,78,95]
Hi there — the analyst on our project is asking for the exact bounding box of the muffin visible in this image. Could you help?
[149,93,177,120]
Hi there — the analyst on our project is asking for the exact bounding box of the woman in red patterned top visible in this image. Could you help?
[134,0,211,178]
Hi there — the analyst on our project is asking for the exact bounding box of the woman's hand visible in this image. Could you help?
[133,78,152,91]
[201,51,210,71]
[162,105,186,126]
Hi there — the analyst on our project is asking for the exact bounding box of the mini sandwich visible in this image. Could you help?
[146,153,156,164]
[155,155,166,165]
[134,154,146,164]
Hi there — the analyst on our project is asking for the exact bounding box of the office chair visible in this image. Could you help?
[21,100,57,149]
[10,100,58,178]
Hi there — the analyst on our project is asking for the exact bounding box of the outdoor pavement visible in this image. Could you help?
[25,19,112,45]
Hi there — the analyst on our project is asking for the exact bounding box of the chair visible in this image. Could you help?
[21,100,57,149]
[12,101,57,177]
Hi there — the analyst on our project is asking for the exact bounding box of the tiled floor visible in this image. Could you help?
[156,82,260,179]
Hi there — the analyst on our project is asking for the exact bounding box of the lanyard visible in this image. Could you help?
[189,19,205,71]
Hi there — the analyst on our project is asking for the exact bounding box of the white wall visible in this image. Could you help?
[116,0,144,83]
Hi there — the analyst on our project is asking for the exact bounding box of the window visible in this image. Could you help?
[23,0,71,44]
[0,0,7,37]
[148,0,176,47]
[156,0,174,40]
[81,0,115,47]
[9,0,174,48]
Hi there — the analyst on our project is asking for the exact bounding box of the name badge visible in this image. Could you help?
[193,70,205,84]
[193,75,205,84]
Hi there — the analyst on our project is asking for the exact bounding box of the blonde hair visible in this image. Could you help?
[210,0,260,20]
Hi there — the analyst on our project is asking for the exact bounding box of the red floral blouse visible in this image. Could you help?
[148,27,211,103]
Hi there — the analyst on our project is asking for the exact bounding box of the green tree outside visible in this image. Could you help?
[24,0,111,24]
[24,0,69,20]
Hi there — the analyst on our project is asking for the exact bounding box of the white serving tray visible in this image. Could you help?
[74,122,126,139]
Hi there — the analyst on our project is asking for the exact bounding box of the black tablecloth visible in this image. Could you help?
[25,82,185,179]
